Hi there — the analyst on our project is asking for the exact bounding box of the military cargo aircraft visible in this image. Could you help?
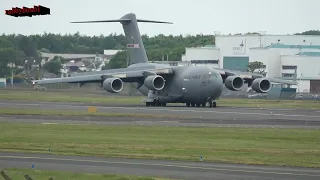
[32,13,297,107]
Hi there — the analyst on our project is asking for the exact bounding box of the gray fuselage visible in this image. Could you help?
[135,64,224,104]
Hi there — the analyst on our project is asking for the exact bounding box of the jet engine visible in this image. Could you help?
[102,78,124,93]
[144,75,165,91]
[224,76,244,91]
[251,78,271,93]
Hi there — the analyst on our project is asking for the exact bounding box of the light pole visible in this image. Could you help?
[9,62,14,88]
[258,31,266,47]
[299,73,303,94]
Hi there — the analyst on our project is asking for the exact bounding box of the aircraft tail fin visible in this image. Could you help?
[71,13,172,65]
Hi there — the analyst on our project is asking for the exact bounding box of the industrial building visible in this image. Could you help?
[181,34,320,93]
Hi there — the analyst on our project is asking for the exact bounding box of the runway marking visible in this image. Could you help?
[42,123,57,125]
[126,107,320,118]
[0,155,319,177]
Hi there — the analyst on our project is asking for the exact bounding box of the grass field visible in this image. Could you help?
[1,168,169,180]
[0,122,319,168]
[0,89,320,109]
[0,108,183,119]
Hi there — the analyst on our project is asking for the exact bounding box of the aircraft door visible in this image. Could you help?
[200,72,211,96]
[182,73,207,100]
[181,78,191,96]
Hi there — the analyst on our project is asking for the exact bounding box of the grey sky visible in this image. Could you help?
[1,0,319,36]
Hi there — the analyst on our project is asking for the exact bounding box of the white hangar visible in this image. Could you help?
[181,35,320,93]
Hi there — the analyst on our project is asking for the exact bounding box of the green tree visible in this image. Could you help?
[43,56,62,75]
[1,32,216,69]
[0,48,25,77]
[295,30,320,35]
[103,51,128,69]
[247,61,265,74]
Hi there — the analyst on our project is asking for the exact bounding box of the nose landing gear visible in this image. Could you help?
[145,99,166,107]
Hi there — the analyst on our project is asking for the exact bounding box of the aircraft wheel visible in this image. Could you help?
[161,103,166,106]
[196,103,200,107]
[146,102,151,106]
[151,101,156,106]
[186,103,190,107]
[191,103,195,107]
[201,102,206,107]
[212,102,217,108]
[209,101,213,107]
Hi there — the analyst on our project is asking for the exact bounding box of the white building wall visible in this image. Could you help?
[281,56,320,78]
[104,50,122,55]
[295,80,310,93]
[249,47,320,78]
[281,56,320,93]
[184,47,220,68]
[181,54,186,61]
[215,35,320,51]
[249,48,283,78]
[184,47,220,61]
[215,35,320,68]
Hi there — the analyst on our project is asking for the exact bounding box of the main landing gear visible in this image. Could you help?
[145,99,166,107]
[208,101,217,108]
[185,101,216,108]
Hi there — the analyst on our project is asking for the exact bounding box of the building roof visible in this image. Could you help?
[64,61,85,67]
[41,52,97,61]
[279,76,320,80]
[186,45,219,50]
[266,43,320,49]
[103,50,123,55]
[296,52,320,56]
[215,34,320,37]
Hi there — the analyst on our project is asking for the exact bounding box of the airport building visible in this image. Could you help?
[181,35,320,93]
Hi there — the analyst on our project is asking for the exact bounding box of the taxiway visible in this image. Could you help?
[0,152,319,180]
[0,100,320,128]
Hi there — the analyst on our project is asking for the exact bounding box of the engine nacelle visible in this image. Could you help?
[224,76,244,91]
[251,78,271,93]
[103,78,123,93]
[144,75,165,91]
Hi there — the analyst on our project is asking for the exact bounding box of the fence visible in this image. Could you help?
[1,171,54,180]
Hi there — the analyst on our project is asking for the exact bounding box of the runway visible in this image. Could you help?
[1,100,320,128]
[0,152,319,180]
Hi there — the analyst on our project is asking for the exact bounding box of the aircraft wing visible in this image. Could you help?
[214,68,297,85]
[32,67,174,85]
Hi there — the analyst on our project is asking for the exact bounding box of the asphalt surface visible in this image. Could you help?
[0,100,320,128]
[0,152,319,180]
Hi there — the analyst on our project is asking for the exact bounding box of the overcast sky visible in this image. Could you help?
[1,0,319,37]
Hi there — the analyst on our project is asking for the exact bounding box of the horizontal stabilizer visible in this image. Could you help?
[71,19,172,24]
[71,19,131,23]
[136,19,173,24]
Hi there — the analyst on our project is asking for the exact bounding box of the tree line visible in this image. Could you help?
[0,32,215,77]
[0,30,319,78]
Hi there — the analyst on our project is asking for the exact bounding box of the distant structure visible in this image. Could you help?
[40,50,121,77]
[180,34,320,93]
